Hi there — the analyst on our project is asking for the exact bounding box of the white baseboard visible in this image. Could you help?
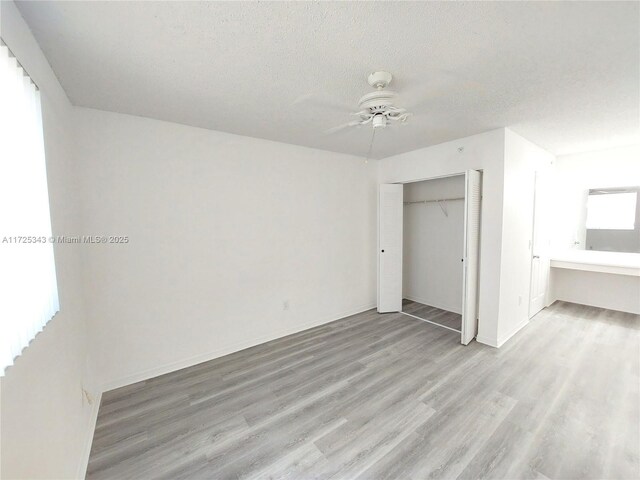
[76,390,102,479]
[402,294,462,315]
[101,303,377,392]
[496,317,530,348]
[475,334,499,348]
[476,316,530,349]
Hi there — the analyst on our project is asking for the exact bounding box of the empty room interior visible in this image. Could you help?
[1,1,639,479]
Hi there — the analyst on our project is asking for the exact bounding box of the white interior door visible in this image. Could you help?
[378,184,403,313]
[529,171,550,317]
[461,170,481,345]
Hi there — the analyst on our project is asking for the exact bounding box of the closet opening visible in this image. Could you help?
[401,174,466,333]
[378,170,482,345]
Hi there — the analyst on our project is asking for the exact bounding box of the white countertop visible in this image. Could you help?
[550,250,640,276]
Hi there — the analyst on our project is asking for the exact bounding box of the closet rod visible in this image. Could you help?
[403,197,464,205]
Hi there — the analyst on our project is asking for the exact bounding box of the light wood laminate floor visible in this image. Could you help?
[87,302,639,480]
[402,299,462,331]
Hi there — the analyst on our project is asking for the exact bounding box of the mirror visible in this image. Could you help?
[583,187,640,253]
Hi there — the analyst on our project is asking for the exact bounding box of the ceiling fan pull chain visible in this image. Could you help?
[365,127,377,164]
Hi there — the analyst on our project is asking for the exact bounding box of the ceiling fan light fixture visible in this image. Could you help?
[372,114,387,129]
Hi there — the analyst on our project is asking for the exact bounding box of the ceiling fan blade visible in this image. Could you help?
[324,120,362,135]
[294,93,354,113]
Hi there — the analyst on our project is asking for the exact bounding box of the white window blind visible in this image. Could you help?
[0,43,59,375]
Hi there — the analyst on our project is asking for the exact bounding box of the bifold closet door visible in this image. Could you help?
[461,170,481,345]
[378,184,403,313]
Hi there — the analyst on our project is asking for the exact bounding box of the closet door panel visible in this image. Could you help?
[461,170,481,344]
[378,184,403,313]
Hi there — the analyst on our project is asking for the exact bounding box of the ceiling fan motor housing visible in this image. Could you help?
[356,72,410,126]
[358,90,397,111]
[357,89,409,126]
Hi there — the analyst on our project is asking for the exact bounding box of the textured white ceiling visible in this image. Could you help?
[16,1,640,158]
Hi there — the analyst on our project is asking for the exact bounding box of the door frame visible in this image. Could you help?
[528,170,550,318]
[378,170,482,344]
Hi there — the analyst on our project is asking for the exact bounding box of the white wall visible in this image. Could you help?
[0,2,98,479]
[550,145,640,251]
[379,129,506,345]
[498,129,555,345]
[403,176,465,313]
[73,108,378,390]
[550,269,640,314]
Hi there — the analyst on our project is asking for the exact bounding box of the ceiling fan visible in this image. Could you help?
[295,70,482,159]
[322,71,410,135]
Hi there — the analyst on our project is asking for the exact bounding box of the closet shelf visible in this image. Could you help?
[403,197,464,205]
[403,197,464,217]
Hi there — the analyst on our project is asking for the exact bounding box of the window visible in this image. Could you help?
[0,42,59,375]
[586,190,638,230]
